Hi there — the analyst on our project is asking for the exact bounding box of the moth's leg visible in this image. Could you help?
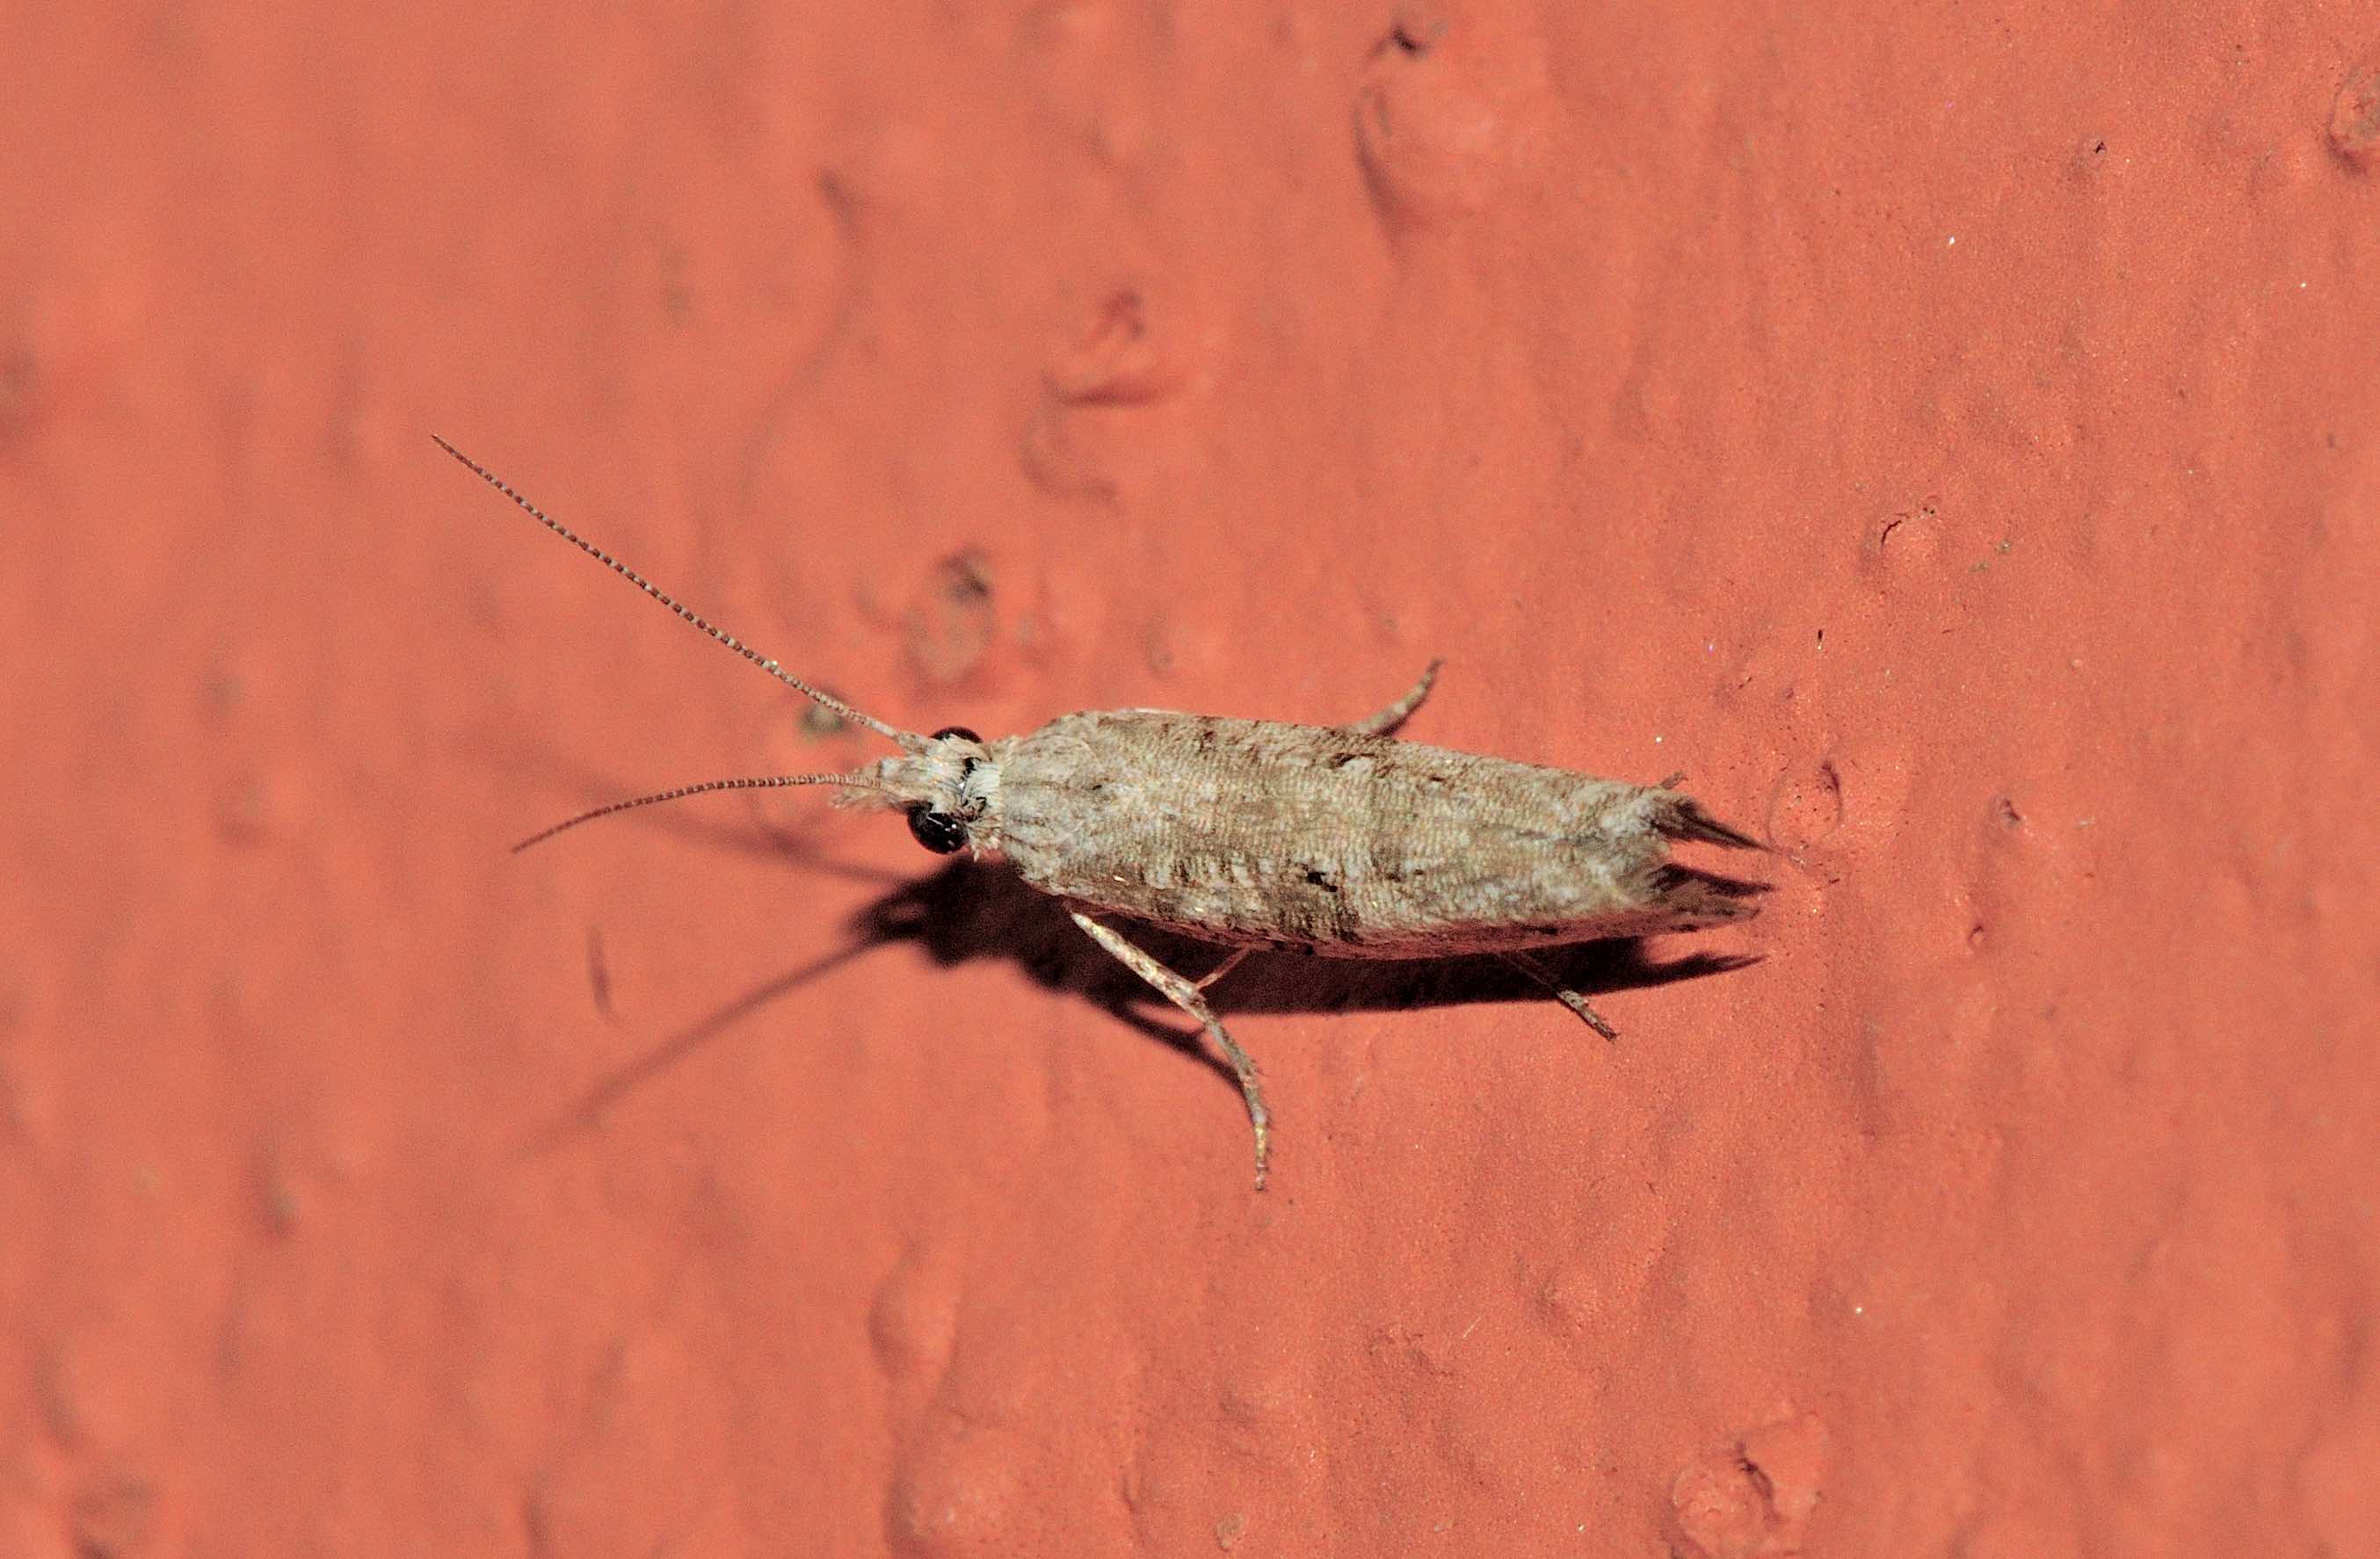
[1498,951,1620,1041]
[1070,912,1272,1190]
[1196,947,1252,992]
[1345,658,1443,737]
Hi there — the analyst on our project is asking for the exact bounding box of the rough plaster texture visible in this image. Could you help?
[5,3,2378,1555]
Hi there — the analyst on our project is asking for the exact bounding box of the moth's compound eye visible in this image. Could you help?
[907,806,969,854]
[932,725,982,743]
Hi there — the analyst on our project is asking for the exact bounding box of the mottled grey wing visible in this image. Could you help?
[990,711,1755,957]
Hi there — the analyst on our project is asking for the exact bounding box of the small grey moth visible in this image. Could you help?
[437,438,1763,1189]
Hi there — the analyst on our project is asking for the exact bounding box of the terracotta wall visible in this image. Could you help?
[5,2,2377,1553]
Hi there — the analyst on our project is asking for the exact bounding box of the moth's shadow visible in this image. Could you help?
[531,854,1762,1148]
[866,857,1759,1033]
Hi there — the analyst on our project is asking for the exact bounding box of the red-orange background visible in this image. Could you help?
[7,4,2378,1554]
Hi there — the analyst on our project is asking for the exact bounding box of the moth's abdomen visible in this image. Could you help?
[990,711,1757,956]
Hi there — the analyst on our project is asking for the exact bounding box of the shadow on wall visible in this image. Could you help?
[520,852,1761,1155]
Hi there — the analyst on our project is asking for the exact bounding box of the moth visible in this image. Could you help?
[436,437,1763,1189]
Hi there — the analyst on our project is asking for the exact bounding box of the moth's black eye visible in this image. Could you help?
[906,806,969,854]
[932,725,981,743]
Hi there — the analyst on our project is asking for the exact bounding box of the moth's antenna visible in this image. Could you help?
[513,773,884,853]
[432,435,918,749]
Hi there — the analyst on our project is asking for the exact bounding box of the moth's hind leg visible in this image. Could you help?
[1070,912,1272,1190]
[1196,947,1251,991]
[1498,951,1621,1041]
[1346,657,1444,737]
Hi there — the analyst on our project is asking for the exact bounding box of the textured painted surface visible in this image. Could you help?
[5,2,2378,1555]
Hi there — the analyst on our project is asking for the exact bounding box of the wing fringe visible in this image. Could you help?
[1653,794,1766,851]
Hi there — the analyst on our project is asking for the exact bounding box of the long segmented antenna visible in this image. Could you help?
[512,773,882,853]
[432,434,917,749]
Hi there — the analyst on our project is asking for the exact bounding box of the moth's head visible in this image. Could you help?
[853,725,999,855]
[433,432,1018,863]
